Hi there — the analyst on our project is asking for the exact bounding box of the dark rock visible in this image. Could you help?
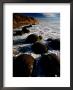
[48,39,60,50]
[24,25,32,28]
[13,54,35,77]
[31,42,48,54]
[13,56,16,61]
[22,27,30,33]
[13,31,22,36]
[47,38,53,42]
[25,34,39,43]
[39,54,60,77]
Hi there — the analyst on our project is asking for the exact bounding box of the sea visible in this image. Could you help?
[13,17,60,60]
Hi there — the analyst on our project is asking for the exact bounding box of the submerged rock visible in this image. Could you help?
[18,46,31,53]
[13,39,26,45]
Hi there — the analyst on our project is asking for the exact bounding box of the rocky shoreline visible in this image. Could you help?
[13,14,60,77]
[13,13,39,29]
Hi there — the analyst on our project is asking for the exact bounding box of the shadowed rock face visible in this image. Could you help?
[25,34,39,43]
[22,27,30,34]
[22,25,32,28]
[48,39,60,50]
[13,54,35,77]
[39,54,60,77]
[31,42,48,54]
[13,27,30,36]
[13,31,22,36]
[47,38,53,42]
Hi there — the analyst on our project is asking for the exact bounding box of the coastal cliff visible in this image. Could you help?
[13,13,39,29]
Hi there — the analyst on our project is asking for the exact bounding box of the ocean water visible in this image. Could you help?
[13,17,60,58]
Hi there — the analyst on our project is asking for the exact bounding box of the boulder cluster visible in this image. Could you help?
[13,25,31,36]
[13,25,60,77]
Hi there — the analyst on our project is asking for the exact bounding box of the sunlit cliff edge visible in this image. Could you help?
[13,13,39,29]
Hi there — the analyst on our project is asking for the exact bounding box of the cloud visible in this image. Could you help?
[43,13,60,18]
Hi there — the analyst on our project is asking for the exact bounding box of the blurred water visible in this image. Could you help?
[13,17,60,58]
[13,17,60,41]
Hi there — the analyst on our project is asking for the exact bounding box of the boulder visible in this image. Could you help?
[48,39,60,50]
[25,34,39,43]
[31,42,48,54]
[13,54,35,77]
[22,27,30,33]
[47,38,53,42]
[13,31,22,36]
[39,54,60,77]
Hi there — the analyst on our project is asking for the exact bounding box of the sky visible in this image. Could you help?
[17,13,60,19]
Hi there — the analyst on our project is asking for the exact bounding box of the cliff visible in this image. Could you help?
[13,13,39,29]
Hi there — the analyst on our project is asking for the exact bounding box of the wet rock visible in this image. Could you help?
[13,56,17,61]
[25,34,39,43]
[39,54,60,77]
[48,39,60,50]
[31,42,48,54]
[23,25,32,28]
[13,54,35,77]
[47,38,53,42]
[22,27,30,33]
[13,31,22,36]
